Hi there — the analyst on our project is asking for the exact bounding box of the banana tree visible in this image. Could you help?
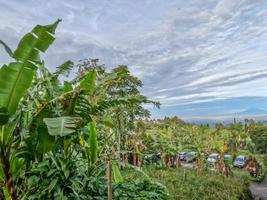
[0,20,61,199]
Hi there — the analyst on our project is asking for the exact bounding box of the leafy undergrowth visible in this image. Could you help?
[88,173,169,200]
[122,166,253,200]
[83,165,168,200]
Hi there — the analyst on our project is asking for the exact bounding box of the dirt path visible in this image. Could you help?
[250,175,267,200]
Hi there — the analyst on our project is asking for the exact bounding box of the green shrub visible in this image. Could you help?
[88,176,169,200]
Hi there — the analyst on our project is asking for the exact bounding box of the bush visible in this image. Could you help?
[88,176,169,200]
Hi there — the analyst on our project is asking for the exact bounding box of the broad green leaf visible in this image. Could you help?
[79,70,96,94]
[112,164,123,183]
[14,19,61,61]
[0,19,60,116]
[0,62,36,115]
[63,81,73,93]
[1,121,17,146]
[37,124,55,153]
[88,121,98,164]
[44,117,81,137]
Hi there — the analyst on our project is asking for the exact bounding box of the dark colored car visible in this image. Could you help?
[233,155,247,168]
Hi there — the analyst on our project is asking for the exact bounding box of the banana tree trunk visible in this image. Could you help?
[1,153,17,200]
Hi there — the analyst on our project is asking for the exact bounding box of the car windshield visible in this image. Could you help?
[187,153,195,158]
[209,154,218,159]
[236,157,244,162]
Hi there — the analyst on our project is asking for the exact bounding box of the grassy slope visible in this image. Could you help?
[123,166,252,200]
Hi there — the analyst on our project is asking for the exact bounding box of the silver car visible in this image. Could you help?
[233,155,247,168]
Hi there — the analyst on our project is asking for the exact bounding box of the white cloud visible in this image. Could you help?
[1,0,267,116]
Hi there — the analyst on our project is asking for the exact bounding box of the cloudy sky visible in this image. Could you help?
[1,0,267,118]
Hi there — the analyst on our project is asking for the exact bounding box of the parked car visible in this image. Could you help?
[233,155,247,168]
[185,152,197,162]
[179,152,188,161]
[207,153,219,164]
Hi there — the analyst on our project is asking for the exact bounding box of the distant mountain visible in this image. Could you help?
[234,108,267,116]
[182,108,267,126]
[183,108,267,126]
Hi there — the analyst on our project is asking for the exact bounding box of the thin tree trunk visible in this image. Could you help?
[107,160,112,200]
[196,157,202,175]
[137,155,140,167]
[176,155,181,167]
[124,153,129,165]
[116,113,122,157]
[133,154,137,166]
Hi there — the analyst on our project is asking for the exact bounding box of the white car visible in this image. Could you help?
[207,153,220,164]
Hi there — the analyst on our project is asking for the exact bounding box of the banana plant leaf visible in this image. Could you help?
[88,121,98,164]
[44,117,81,137]
[79,70,97,94]
[37,123,55,153]
[112,164,123,183]
[54,60,74,77]
[0,107,9,125]
[63,81,73,93]
[0,19,61,116]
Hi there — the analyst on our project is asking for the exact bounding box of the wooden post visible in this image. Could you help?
[107,160,112,200]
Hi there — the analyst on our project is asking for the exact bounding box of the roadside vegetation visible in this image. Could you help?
[0,20,266,200]
[123,166,252,200]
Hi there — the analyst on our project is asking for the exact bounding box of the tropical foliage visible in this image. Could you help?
[0,20,162,200]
